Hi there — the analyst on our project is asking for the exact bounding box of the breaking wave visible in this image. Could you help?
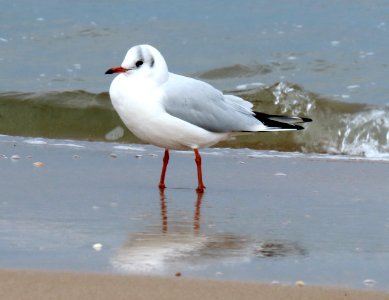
[0,83,388,158]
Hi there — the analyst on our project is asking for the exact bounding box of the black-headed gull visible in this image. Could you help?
[105,45,311,193]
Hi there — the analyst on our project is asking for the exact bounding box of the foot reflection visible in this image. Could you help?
[159,189,168,234]
[111,190,307,274]
[159,189,203,235]
[193,191,202,235]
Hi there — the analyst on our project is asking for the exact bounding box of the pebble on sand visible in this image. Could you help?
[363,279,376,287]
[274,172,287,176]
[295,280,305,287]
[33,162,44,167]
[93,243,103,251]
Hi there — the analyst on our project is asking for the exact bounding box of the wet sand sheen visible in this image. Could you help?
[0,136,389,289]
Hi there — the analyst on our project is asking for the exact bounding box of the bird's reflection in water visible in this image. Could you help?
[159,189,203,235]
[159,190,168,234]
[111,190,307,274]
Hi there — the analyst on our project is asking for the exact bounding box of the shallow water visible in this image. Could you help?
[0,136,389,290]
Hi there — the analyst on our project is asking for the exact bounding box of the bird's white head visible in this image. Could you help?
[105,44,169,85]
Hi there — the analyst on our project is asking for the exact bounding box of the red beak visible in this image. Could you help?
[105,66,128,74]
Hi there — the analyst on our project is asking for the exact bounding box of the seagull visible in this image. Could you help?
[105,44,311,193]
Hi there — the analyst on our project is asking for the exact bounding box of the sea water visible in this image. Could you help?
[1,1,389,157]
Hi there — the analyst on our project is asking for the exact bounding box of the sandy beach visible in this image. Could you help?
[1,269,389,300]
[1,135,389,297]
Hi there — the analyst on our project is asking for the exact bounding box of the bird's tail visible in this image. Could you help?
[254,112,312,131]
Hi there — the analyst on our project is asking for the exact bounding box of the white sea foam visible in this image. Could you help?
[339,108,389,159]
[236,82,265,90]
[105,126,124,141]
[113,145,146,151]
[50,143,85,148]
[24,139,47,145]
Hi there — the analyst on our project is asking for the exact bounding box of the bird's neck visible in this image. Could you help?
[152,55,169,85]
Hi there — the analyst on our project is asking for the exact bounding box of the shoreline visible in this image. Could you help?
[1,269,388,300]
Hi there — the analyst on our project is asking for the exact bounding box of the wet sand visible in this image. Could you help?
[1,269,389,300]
[1,135,389,294]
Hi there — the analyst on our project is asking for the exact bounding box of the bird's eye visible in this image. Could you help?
[135,60,144,68]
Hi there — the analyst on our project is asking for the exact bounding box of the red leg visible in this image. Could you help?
[159,149,169,189]
[194,149,206,193]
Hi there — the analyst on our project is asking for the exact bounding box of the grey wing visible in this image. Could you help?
[162,73,261,133]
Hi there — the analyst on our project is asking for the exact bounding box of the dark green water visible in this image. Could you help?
[1,83,387,157]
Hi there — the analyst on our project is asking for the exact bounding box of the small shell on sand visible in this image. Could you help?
[363,279,376,287]
[274,172,287,176]
[295,280,305,287]
[11,155,21,160]
[135,154,143,158]
[93,243,103,251]
[175,272,182,277]
[73,155,80,159]
[110,153,118,158]
[33,162,44,167]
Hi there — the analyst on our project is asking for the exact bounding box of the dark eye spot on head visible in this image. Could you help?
[135,60,143,68]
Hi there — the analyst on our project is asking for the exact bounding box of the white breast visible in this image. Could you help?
[109,74,229,150]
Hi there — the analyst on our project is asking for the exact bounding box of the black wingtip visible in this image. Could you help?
[301,117,313,123]
[254,112,306,130]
